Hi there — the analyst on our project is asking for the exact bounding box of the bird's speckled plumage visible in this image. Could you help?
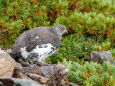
[11,25,67,64]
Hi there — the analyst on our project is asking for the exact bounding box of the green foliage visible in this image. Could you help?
[47,35,114,63]
[47,35,94,63]
[92,41,111,51]
[62,60,115,86]
[110,49,115,59]
[55,12,115,37]
[0,0,115,47]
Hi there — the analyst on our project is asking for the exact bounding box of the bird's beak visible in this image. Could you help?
[66,29,68,34]
[65,30,68,33]
[63,29,68,36]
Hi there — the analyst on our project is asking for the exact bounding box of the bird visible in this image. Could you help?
[11,25,67,65]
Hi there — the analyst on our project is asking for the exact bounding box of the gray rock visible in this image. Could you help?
[89,51,113,64]
[39,64,68,78]
[46,64,68,86]
[0,50,16,78]
[11,25,67,65]
[15,64,68,86]
[21,64,68,79]
[0,77,46,86]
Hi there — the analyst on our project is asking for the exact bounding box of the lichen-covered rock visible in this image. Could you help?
[45,64,68,86]
[22,64,68,79]
[0,77,46,86]
[0,50,16,77]
[13,63,69,86]
[89,51,113,64]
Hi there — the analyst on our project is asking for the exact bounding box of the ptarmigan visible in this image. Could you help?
[11,25,67,65]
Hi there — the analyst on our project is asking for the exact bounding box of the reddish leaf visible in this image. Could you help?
[48,11,57,20]
[81,8,90,12]
[70,2,80,10]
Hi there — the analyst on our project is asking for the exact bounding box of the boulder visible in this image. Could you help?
[13,63,69,86]
[0,77,46,86]
[0,50,16,78]
[41,64,68,86]
[22,64,68,79]
[89,51,113,64]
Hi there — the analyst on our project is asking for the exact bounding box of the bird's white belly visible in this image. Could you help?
[20,43,56,61]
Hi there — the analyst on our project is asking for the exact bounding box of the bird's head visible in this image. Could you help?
[52,25,68,36]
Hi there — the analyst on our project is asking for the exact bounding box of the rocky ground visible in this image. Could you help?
[0,49,79,86]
